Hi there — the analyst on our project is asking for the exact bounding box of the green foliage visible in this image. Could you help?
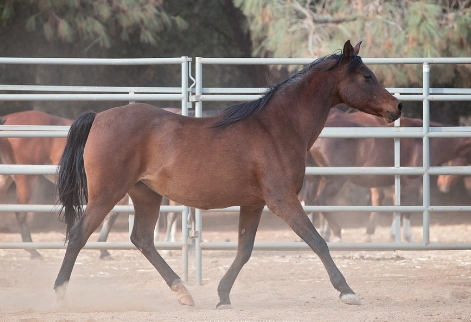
[4,0,188,48]
[236,0,471,87]
[0,0,13,22]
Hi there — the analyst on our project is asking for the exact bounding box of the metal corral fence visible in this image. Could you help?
[0,56,193,280]
[1,56,471,284]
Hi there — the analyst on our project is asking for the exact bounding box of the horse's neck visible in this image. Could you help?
[263,74,338,151]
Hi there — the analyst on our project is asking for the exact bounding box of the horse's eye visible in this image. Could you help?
[363,75,372,80]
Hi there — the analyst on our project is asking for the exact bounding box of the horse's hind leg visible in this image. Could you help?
[165,199,179,243]
[13,175,42,259]
[54,198,119,304]
[96,195,129,259]
[96,212,119,259]
[154,197,168,242]
[363,187,384,243]
[268,196,360,305]
[161,200,179,255]
[314,176,346,242]
[128,182,194,306]
[217,205,263,309]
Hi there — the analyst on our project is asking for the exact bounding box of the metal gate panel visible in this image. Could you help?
[0,56,192,281]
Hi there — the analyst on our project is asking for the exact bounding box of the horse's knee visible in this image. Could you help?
[313,236,330,257]
[238,245,254,265]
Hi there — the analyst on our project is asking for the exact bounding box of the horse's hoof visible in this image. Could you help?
[177,294,195,306]
[172,280,195,306]
[340,293,361,305]
[216,303,233,310]
[362,234,373,243]
[53,297,67,309]
[331,237,342,243]
[99,254,114,261]
[54,284,68,307]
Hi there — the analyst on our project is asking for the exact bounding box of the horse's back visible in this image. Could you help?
[2,110,72,126]
[0,110,72,165]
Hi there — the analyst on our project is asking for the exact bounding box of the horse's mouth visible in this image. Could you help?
[384,110,401,123]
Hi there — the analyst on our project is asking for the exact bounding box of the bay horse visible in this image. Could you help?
[54,40,402,308]
[306,110,471,242]
[0,110,72,259]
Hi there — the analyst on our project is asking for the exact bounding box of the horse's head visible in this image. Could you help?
[335,40,402,123]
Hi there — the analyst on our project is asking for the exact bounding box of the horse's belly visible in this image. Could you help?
[165,189,263,210]
[142,174,264,210]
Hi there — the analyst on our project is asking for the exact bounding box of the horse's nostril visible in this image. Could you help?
[398,102,403,111]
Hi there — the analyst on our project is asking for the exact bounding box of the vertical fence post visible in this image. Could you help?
[128,91,135,239]
[422,63,431,245]
[181,56,190,281]
[194,57,203,286]
[181,206,189,282]
[394,99,401,243]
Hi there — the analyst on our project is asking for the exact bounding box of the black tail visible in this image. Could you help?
[56,111,97,241]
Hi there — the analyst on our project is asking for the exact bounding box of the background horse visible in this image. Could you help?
[0,110,129,259]
[305,109,471,242]
[0,110,72,259]
[54,41,401,308]
[437,157,470,194]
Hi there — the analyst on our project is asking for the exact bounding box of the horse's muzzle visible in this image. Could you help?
[384,110,402,123]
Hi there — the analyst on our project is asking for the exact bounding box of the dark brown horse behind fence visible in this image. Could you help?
[54,41,402,309]
[304,110,471,243]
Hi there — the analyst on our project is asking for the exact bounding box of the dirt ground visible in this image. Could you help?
[0,210,470,322]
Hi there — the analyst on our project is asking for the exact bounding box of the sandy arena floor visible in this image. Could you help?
[0,212,470,322]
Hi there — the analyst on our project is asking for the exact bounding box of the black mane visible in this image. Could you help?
[212,53,363,128]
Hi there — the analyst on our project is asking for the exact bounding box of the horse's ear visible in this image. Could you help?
[353,41,362,55]
[343,40,354,58]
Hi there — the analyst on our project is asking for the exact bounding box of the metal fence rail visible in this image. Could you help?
[1,56,471,285]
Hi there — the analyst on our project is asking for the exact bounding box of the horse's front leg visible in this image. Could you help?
[267,196,360,305]
[217,205,263,309]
